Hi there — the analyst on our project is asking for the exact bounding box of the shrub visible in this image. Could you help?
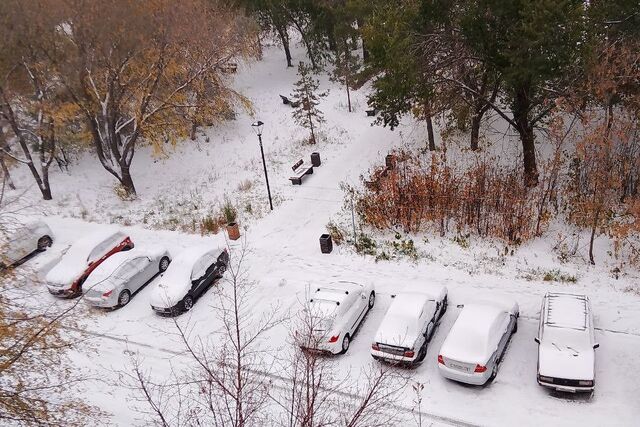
[238,180,253,192]
[222,199,237,224]
[326,220,345,245]
[355,233,377,256]
[355,151,549,244]
[200,214,226,235]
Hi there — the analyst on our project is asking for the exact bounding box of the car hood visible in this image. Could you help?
[538,343,595,380]
[45,257,87,285]
[150,280,188,308]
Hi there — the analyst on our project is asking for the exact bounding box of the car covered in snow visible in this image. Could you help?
[438,300,518,385]
[371,287,448,365]
[149,246,228,315]
[535,292,598,393]
[298,281,375,354]
[84,246,171,308]
[1,220,53,267]
[45,230,133,298]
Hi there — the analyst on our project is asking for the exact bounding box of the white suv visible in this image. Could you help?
[535,293,598,393]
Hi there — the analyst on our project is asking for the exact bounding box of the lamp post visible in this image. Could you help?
[251,120,273,211]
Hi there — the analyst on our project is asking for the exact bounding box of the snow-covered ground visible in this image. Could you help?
[6,41,640,426]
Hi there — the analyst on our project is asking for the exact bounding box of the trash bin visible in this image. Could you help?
[385,154,396,170]
[311,152,321,167]
[319,233,333,254]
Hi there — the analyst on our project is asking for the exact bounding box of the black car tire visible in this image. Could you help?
[218,263,227,276]
[118,289,131,307]
[37,235,53,251]
[417,345,427,362]
[368,291,375,309]
[440,296,448,319]
[513,319,518,334]
[159,256,170,272]
[183,295,194,312]
[340,334,351,354]
[489,363,498,382]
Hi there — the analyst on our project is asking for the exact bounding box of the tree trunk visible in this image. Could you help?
[0,157,16,190]
[513,88,538,187]
[425,107,436,151]
[275,25,293,67]
[470,113,481,151]
[119,165,137,197]
[589,209,599,265]
[190,121,197,141]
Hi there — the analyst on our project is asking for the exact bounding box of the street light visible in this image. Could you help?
[251,120,273,211]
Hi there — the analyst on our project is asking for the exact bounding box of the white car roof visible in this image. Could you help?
[388,293,433,317]
[544,293,588,330]
[374,294,437,348]
[440,303,507,363]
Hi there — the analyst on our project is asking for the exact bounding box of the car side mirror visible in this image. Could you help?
[534,337,540,344]
[593,343,599,349]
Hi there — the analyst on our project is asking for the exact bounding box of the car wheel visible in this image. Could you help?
[37,235,53,251]
[489,363,499,382]
[417,345,427,362]
[340,334,350,354]
[218,263,227,276]
[368,291,375,309]
[159,256,170,272]
[118,290,131,307]
[513,319,518,334]
[440,296,448,319]
[183,295,194,312]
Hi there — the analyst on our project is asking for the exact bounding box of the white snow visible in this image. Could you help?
[148,245,220,308]
[545,292,588,329]
[439,303,507,363]
[5,39,640,427]
[374,294,435,348]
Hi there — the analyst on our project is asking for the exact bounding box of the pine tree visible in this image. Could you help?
[292,61,326,144]
[330,39,360,112]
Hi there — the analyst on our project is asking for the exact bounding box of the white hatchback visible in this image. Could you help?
[535,292,598,393]
[297,281,375,354]
[371,287,448,365]
[438,300,519,385]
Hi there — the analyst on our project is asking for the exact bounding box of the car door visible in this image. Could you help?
[493,313,512,362]
[199,252,219,291]
[5,226,29,262]
[127,257,154,293]
[348,292,368,334]
[190,256,210,297]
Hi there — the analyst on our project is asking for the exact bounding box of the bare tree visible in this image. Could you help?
[126,243,282,426]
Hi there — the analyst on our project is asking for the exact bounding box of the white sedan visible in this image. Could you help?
[371,287,448,365]
[535,292,598,393]
[84,246,171,308]
[438,300,519,385]
[149,245,228,315]
[298,281,375,354]
[1,220,53,267]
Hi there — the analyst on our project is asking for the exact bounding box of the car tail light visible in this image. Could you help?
[102,290,113,297]
[474,364,487,373]
[437,355,444,365]
[371,343,380,351]
[403,350,415,358]
[328,335,339,343]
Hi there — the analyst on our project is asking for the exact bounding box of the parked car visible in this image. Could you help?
[149,246,228,315]
[298,281,375,354]
[45,230,133,298]
[1,220,53,267]
[371,287,448,365]
[84,246,171,308]
[438,300,518,385]
[535,292,598,393]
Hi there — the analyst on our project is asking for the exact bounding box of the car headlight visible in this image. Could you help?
[578,380,593,387]
[538,375,553,383]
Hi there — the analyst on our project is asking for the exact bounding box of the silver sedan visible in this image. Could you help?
[84,246,171,308]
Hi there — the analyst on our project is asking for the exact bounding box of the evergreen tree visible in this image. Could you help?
[292,61,326,144]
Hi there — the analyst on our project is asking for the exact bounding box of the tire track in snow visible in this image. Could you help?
[68,325,481,427]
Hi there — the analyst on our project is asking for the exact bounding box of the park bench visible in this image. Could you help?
[289,159,314,185]
[280,95,300,108]
[366,108,378,117]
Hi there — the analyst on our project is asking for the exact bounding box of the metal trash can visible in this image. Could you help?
[319,234,333,254]
[311,152,321,167]
[385,154,396,169]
